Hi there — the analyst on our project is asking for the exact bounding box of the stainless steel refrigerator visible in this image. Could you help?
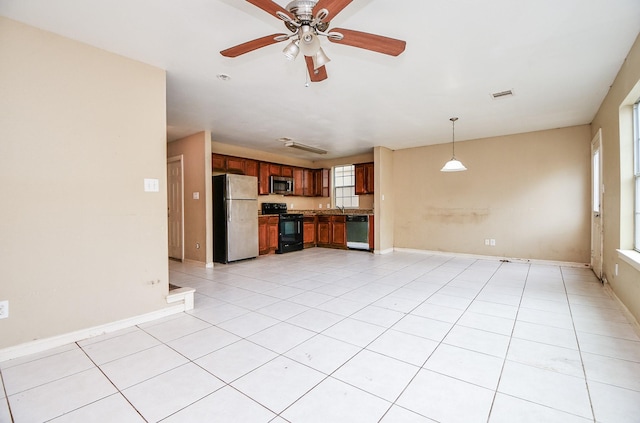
[213,174,259,263]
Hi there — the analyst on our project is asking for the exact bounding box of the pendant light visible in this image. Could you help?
[441,117,467,172]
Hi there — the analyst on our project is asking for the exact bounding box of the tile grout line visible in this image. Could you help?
[560,266,598,423]
[485,261,531,423]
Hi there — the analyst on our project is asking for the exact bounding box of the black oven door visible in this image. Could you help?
[277,214,304,253]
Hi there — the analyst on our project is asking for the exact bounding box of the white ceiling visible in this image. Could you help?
[2,0,640,160]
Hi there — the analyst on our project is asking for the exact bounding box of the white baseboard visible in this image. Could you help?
[393,248,590,268]
[374,248,394,255]
[0,305,185,363]
[603,281,640,338]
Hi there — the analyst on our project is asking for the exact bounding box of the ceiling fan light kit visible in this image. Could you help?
[220,0,407,82]
[441,117,467,172]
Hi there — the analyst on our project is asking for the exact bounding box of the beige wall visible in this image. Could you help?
[591,33,640,321]
[391,125,592,263]
[168,132,212,265]
[375,147,395,252]
[0,18,170,348]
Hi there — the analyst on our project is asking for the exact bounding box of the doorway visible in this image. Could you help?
[167,156,184,261]
[591,129,603,280]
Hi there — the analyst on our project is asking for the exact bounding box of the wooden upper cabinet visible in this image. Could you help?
[214,153,329,198]
[244,159,259,177]
[303,169,314,196]
[293,167,305,196]
[355,162,374,195]
[258,162,271,195]
[269,164,282,177]
[321,168,330,197]
[226,156,245,174]
[212,154,226,172]
[281,166,293,178]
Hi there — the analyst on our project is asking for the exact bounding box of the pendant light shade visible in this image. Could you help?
[282,40,300,61]
[299,25,321,56]
[441,117,467,172]
[312,47,331,69]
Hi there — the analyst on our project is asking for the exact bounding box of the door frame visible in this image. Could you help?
[167,155,185,261]
[591,129,603,280]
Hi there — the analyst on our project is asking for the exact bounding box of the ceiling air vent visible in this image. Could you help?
[491,89,514,99]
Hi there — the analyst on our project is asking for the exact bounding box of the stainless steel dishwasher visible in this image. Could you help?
[346,215,370,250]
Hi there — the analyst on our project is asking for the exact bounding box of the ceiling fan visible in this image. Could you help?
[220,0,407,82]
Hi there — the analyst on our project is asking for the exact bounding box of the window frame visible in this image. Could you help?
[634,101,640,252]
[333,164,359,209]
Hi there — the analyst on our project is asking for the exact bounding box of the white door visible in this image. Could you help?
[167,156,184,260]
[591,130,603,280]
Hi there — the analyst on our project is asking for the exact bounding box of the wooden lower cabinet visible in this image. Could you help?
[303,215,317,248]
[317,216,330,246]
[332,216,346,247]
[316,215,346,249]
[258,215,279,255]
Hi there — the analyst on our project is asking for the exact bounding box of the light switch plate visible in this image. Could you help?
[0,300,8,319]
[144,178,159,192]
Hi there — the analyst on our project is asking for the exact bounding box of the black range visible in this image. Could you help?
[261,203,304,254]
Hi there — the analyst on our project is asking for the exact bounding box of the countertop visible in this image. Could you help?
[289,209,374,216]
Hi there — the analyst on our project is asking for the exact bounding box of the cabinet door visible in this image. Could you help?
[303,169,314,196]
[331,216,346,247]
[355,164,366,195]
[355,163,374,194]
[268,217,279,251]
[303,220,316,246]
[258,162,270,195]
[293,167,304,196]
[269,164,282,177]
[368,215,375,251]
[212,154,226,172]
[365,163,374,193]
[321,168,330,198]
[281,166,293,178]
[313,169,323,197]
[226,156,245,174]
[245,159,259,177]
[258,217,269,255]
[317,219,331,245]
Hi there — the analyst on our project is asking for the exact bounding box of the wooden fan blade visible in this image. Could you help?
[305,56,328,82]
[220,33,288,57]
[246,0,295,20]
[313,0,352,20]
[329,28,406,56]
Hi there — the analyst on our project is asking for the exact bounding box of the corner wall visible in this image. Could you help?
[591,32,640,322]
[168,132,212,265]
[392,125,592,263]
[0,18,170,349]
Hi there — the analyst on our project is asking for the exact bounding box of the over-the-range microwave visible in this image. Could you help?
[270,176,294,195]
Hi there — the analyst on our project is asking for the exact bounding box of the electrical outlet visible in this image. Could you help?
[484,239,490,246]
[319,204,323,209]
[0,300,8,319]
[490,239,496,246]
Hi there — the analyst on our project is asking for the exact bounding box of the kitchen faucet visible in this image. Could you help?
[337,205,345,214]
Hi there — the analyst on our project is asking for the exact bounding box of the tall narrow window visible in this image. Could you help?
[334,165,359,209]
[634,101,640,251]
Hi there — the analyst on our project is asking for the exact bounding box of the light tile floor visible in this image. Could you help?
[2,249,640,422]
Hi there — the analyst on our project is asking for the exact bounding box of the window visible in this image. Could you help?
[333,165,359,209]
[634,101,640,251]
